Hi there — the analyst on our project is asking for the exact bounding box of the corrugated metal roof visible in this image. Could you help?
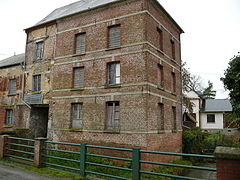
[32,0,120,28]
[0,54,25,68]
[202,99,233,112]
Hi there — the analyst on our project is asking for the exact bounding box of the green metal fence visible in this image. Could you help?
[41,140,216,180]
[3,137,216,180]
[5,136,35,162]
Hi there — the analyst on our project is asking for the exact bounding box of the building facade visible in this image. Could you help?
[1,0,183,153]
[0,54,26,130]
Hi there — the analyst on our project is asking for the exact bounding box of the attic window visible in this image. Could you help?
[35,41,44,60]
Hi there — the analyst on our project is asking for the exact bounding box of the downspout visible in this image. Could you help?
[21,31,31,109]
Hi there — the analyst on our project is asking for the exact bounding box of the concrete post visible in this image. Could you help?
[0,135,10,158]
[214,146,240,180]
[34,137,47,168]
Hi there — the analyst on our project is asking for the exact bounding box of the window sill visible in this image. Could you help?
[8,93,17,96]
[69,128,83,132]
[71,88,84,91]
[105,84,121,89]
[171,59,177,64]
[104,129,120,134]
[158,130,165,134]
[4,125,13,128]
[33,58,43,62]
[171,92,177,96]
[105,47,121,51]
[157,49,164,55]
[207,122,215,124]
[157,86,164,91]
[32,91,42,94]
[72,52,86,57]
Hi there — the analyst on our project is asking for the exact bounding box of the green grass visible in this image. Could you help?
[44,150,193,180]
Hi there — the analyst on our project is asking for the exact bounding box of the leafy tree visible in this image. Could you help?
[202,81,216,99]
[221,55,240,116]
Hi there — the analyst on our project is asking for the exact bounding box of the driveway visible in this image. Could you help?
[0,163,57,180]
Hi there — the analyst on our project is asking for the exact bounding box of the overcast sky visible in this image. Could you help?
[0,0,239,98]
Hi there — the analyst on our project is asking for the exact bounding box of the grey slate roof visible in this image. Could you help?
[26,0,184,33]
[202,99,232,112]
[0,54,25,68]
[33,0,119,28]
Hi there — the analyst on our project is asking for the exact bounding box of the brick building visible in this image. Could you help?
[1,0,184,153]
[0,54,26,130]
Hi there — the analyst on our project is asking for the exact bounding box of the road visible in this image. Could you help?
[0,163,56,180]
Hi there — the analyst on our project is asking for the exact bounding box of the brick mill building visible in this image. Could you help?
[0,0,183,153]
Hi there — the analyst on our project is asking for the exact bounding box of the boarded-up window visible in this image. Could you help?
[207,114,215,123]
[35,41,44,60]
[71,103,83,128]
[158,65,164,87]
[157,28,163,51]
[8,79,16,95]
[106,102,120,130]
[171,40,175,60]
[6,109,13,125]
[172,106,177,130]
[108,25,121,48]
[73,67,84,88]
[33,74,41,92]
[172,72,176,93]
[75,33,86,54]
[108,62,120,85]
[157,103,164,131]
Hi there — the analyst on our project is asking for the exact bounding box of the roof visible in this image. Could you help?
[26,0,183,33]
[27,0,120,29]
[0,54,25,68]
[202,99,233,113]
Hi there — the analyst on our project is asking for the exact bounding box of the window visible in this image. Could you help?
[171,40,175,60]
[171,72,176,93]
[172,106,177,130]
[158,65,164,87]
[108,62,120,85]
[207,114,215,123]
[35,41,44,60]
[75,33,86,54]
[33,74,41,92]
[157,28,163,51]
[157,103,164,131]
[71,103,83,128]
[73,67,84,88]
[108,25,121,48]
[5,109,13,125]
[8,79,16,95]
[106,102,120,130]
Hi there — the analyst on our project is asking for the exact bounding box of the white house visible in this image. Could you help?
[200,99,232,130]
[183,91,201,127]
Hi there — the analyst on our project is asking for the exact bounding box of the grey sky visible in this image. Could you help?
[0,0,239,98]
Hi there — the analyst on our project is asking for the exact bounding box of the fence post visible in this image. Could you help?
[0,135,9,158]
[34,137,47,168]
[132,148,140,180]
[214,146,240,180]
[80,144,87,177]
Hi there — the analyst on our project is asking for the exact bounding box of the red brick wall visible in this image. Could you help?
[0,109,6,130]
[216,159,240,180]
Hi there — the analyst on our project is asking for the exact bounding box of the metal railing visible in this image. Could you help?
[42,140,216,180]
[3,137,216,180]
[5,137,35,162]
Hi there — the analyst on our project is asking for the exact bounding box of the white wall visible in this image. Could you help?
[191,99,200,127]
[200,113,224,129]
